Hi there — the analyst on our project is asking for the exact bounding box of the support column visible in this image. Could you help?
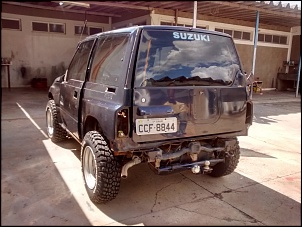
[174,9,178,26]
[286,28,293,73]
[295,57,301,97]
[108,17,112,30]
[251,10,260,99]
[193,1,197,28]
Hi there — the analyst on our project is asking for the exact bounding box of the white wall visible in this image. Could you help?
[1,12,110,88]
[291,26,301,35]
[112,15,151,29]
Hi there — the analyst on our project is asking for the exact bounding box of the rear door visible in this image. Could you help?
[132,28,247,143]
[59,39,95,138]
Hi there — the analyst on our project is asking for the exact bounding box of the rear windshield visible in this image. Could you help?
[134,29,241,87]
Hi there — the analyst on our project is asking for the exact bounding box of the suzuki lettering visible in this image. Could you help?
[173,32,210,41]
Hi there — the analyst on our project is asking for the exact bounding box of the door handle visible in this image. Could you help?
[73,90,78,98]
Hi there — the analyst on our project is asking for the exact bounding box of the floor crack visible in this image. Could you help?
[150,177,185,213]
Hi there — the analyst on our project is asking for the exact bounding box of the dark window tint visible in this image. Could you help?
[242,32,251,40]
[89,27,102,35]
[2,18,21,30]
[224,29,232,36]
[258,33,264,41]
[32,22,48,32]
[265,34,272,42]
[90,35,129,86]
[280,36,287,44]
[75,25,88,35]
[134,30,240,87]
[67,40,94,81]
[272,35,280,44]
[49,23,65,33]
[233,30,242,39]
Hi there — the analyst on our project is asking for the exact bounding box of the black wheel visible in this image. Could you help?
[81,131,121,203]
[209,139,240,177]
[46,100,67,142]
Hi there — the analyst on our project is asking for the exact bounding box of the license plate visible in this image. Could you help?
[136,117,177,135]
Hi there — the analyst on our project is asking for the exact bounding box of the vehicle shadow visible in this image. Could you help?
[252,101,300,125]
[240,148,276,158]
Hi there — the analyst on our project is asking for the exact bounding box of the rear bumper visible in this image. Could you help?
[113,129,247,152]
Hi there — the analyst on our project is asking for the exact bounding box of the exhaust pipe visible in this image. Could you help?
[121,156,141,178]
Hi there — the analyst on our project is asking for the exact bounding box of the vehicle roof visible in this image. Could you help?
[81,25,231,42]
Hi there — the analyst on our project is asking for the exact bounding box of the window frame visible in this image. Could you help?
[258,33,287,45]
[65,39,95,81]
[215,27,252,41]
[89,26,103,35]
[49,22,65,34]
[1,17,22,30]
[75,25,88,35]
[89,34,130,85]
[74,25,103,36]
[32,21,65,34]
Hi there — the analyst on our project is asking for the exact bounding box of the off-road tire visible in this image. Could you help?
[209,139,240,177]
[81,131,121,203]
[46,99,67,142]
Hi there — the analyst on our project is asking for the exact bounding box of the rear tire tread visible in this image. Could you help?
[209,139,240,177]
[81,131,121,204]
[46,100,67,142]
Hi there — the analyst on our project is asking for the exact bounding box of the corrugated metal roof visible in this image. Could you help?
[2,1,301,28]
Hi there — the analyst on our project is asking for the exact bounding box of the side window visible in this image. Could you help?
[90,35,129,86]
[66,40,94,81]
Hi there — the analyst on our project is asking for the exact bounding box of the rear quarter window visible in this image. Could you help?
[89,35,129,86]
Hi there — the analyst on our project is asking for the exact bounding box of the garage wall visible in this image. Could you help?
[233,44,288,88]
[255,46,288,88]
[235,44,254,75]
[1,12,110,88]
[112,15,151,29]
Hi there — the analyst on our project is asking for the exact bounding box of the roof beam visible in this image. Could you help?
[2,1,121,17]
[154,8,290,32]
[85,1,153,11]
[206,1,300,18]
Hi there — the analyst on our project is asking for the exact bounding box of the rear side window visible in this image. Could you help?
[134,30,241,87]
[66,40,94,81]
[89,35,129,86]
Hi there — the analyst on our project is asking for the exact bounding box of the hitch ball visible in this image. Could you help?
[204,160,210,170]
[191,165,201,174]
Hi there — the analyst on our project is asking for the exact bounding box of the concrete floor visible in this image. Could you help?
[1,88,301,226]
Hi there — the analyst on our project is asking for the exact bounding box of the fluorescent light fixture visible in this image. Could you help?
[54,1,90,8]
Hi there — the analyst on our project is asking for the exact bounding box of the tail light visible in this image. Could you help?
[116,109,129,138]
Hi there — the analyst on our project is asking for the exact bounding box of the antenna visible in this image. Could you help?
[79,10,87,42]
